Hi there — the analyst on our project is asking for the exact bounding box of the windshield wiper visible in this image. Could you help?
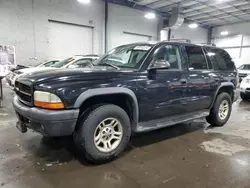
[102,62,120,70]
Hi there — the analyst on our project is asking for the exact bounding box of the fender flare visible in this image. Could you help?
[210,82,234,108]
[74,87,139,125]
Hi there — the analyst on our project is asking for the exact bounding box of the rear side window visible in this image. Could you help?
[185,46,208,70]
[207,48,235,70]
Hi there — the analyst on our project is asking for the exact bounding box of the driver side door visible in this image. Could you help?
[137,44,186,122]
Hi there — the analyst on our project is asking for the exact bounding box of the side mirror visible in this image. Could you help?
[149,60,170,70]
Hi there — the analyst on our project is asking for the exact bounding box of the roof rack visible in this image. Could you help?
[74,54,100,57]
[84,54,99,57]
[169,39,191,43]
[198,43,216,47]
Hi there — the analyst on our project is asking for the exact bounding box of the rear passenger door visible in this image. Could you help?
[182,45,219,112]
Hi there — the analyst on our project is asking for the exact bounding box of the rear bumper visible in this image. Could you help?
[12,96,79,136]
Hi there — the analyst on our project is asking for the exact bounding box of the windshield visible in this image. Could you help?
[93,44,152,69]
[238,64,250,70]
[38,60,59,67]
[51,57,75,68]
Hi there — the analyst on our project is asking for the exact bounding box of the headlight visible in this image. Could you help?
[34,91,64,109]
[242,78,250,83]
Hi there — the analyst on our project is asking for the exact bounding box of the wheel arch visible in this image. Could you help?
[210,82,234,108]
[74,87,139,130]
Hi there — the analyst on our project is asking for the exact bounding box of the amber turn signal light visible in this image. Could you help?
[34,101,64,109]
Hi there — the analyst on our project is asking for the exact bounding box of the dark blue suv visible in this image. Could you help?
[13,42,239,163]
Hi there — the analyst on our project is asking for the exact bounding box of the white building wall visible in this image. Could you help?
[0,0,161,65]
[170,23,208,44]
[107,3,158,50]
[212,22,250,67]
[212,22,250,36]
[1,0,211,66]
[0,0,104,65]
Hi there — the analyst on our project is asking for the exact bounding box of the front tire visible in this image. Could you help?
[206,92,232,127]
[74,104,131,164]
[240,92,250,101]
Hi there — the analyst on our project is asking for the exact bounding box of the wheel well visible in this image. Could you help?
[79,94,135,124]
[218,86,234,100]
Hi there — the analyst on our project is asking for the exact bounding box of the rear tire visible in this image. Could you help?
[240,92,250,101]
[206,92,232,127]
[74,104,131,164]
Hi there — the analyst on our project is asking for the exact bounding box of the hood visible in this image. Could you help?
[16,67,134,85]
[16,67,54,75]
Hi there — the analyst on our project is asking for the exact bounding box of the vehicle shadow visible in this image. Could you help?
[239,99,250,106]
[128,119,207,149]
[28,135,79,164]
[24,119,208,166]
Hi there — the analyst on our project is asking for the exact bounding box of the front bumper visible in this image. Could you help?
[240,82,250,95]
[12,96,79,136]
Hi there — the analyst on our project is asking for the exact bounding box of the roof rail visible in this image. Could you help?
[169,39,191,43]
[198,43,216,47]
[84,54,100,57]
[74,54,100,57]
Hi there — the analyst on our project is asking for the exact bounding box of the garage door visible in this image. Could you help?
[48,21,93,59]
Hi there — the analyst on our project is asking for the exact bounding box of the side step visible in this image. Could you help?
[135,110,210,132]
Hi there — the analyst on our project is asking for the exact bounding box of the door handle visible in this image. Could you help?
[180,79,187,84]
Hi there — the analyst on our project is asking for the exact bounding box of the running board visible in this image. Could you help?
[135,110,210,132]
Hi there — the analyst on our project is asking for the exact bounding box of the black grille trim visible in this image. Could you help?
[15,81,33,106]
[239,73,248,78]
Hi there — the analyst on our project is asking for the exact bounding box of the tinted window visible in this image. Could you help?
[153,45,182,69]
[207,48,235,70]
[185,46,208,70]
[204,49,213,69]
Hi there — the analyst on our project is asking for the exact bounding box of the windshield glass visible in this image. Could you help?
[93,44,152,69]
[238,64,250,70]
[38,60,59,67]
[51,57,75,68]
